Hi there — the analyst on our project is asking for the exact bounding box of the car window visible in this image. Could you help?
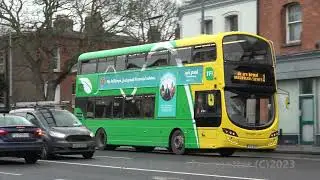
[11,112,27,117]
[0,115,33,126]
[26,113,41,127]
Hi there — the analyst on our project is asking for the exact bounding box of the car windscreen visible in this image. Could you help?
[49,110,82,127]
[0,115,33,126]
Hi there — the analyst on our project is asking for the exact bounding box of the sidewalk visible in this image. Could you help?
[274,145,320,155]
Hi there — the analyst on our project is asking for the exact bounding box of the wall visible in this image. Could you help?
[277,79,300,135]
[259,0,320,56]
[180,0,257,38]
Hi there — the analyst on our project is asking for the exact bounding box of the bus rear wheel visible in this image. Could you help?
[170,130,185,155]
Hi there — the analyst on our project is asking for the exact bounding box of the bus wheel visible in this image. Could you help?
[135,146,154,152]
[219,148,235,157]
[170,130,185,155]
[95,128,106,150]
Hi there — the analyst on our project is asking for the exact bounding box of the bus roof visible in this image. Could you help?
[78,31,267,62]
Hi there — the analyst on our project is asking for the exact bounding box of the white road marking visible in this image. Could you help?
[95,156,133,160]
[152,176,184,180]
[40,160,267,180]
[185,161,256,168]
[0,172,22,176]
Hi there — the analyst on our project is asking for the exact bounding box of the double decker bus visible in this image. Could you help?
[74,32,278,156]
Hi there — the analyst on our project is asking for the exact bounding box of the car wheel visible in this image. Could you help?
[170,130,186,155]
[24,154,38,164]
[41,143,54,160]
[82,152,95,159]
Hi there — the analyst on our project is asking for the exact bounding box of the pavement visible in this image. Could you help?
[1,149,320,180]
[274,145,320,155]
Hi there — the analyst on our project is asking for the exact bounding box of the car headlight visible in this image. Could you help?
[89,132,95,138]
[49,131,66,138]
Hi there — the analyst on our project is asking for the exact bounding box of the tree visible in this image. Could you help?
[0,0,132,102]
[123,0,179,43]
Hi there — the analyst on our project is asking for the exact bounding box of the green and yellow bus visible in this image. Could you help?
[74,31,279,156]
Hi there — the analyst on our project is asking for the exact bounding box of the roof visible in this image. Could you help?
[9,108,36,113]
[179,0,253,16]
[78,31,267,61]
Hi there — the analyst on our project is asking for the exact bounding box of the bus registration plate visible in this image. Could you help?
[72,143,87,148]
[247,145,257,149]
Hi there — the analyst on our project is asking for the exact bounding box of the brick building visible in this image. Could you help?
[0,15,136,110]
[259,0,320,145]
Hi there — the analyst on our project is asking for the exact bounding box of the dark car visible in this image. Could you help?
[9,106,96,159]
[0,113,43,164]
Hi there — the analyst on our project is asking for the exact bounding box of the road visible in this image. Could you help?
[1,148,320,180]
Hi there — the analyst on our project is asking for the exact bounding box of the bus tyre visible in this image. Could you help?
[219,148,235,157]
[95,128,107,150]
[170,130,185,155]
[135,146,154,152]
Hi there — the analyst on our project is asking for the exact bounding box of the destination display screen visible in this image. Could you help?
[224,64,276,93]
[232,71,266,83]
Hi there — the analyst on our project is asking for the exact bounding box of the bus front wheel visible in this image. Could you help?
[219,148,235,157]
[95,128,107,150]
[170,130,185,155]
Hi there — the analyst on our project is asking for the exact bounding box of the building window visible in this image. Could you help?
[203,19,212,34]
[286,3,302,43]
[225,15,238,31]
[52,47,60,72]
[300,78,313,94]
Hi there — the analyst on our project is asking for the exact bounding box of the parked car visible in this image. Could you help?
[0,113,43,164]
[9,106,96,159]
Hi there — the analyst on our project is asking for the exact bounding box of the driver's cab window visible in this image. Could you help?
[194,90,221,127]
[26,113,41,127]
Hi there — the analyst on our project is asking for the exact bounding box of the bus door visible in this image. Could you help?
[194,90,222,148]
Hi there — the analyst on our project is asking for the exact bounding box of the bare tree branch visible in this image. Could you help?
[123,0,178,43]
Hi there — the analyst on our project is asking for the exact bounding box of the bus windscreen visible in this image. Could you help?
[223,34,273,65]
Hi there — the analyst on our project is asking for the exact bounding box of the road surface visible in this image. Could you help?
[1,149,319,180]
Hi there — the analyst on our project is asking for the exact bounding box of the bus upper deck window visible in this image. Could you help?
[192,44,217,63]
[127,53,146,69]
[147,50,169,68]
[172,47,192,65]
[81,59,97,74]
[97,57,115,73]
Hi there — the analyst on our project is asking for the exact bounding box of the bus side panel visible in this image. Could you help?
[77,86,199,149]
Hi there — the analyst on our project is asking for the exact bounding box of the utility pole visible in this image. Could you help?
[201,0,205,34]
[9,30,12,103]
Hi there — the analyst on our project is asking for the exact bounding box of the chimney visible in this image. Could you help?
[53,15,73,33]
[84,12,104,35]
